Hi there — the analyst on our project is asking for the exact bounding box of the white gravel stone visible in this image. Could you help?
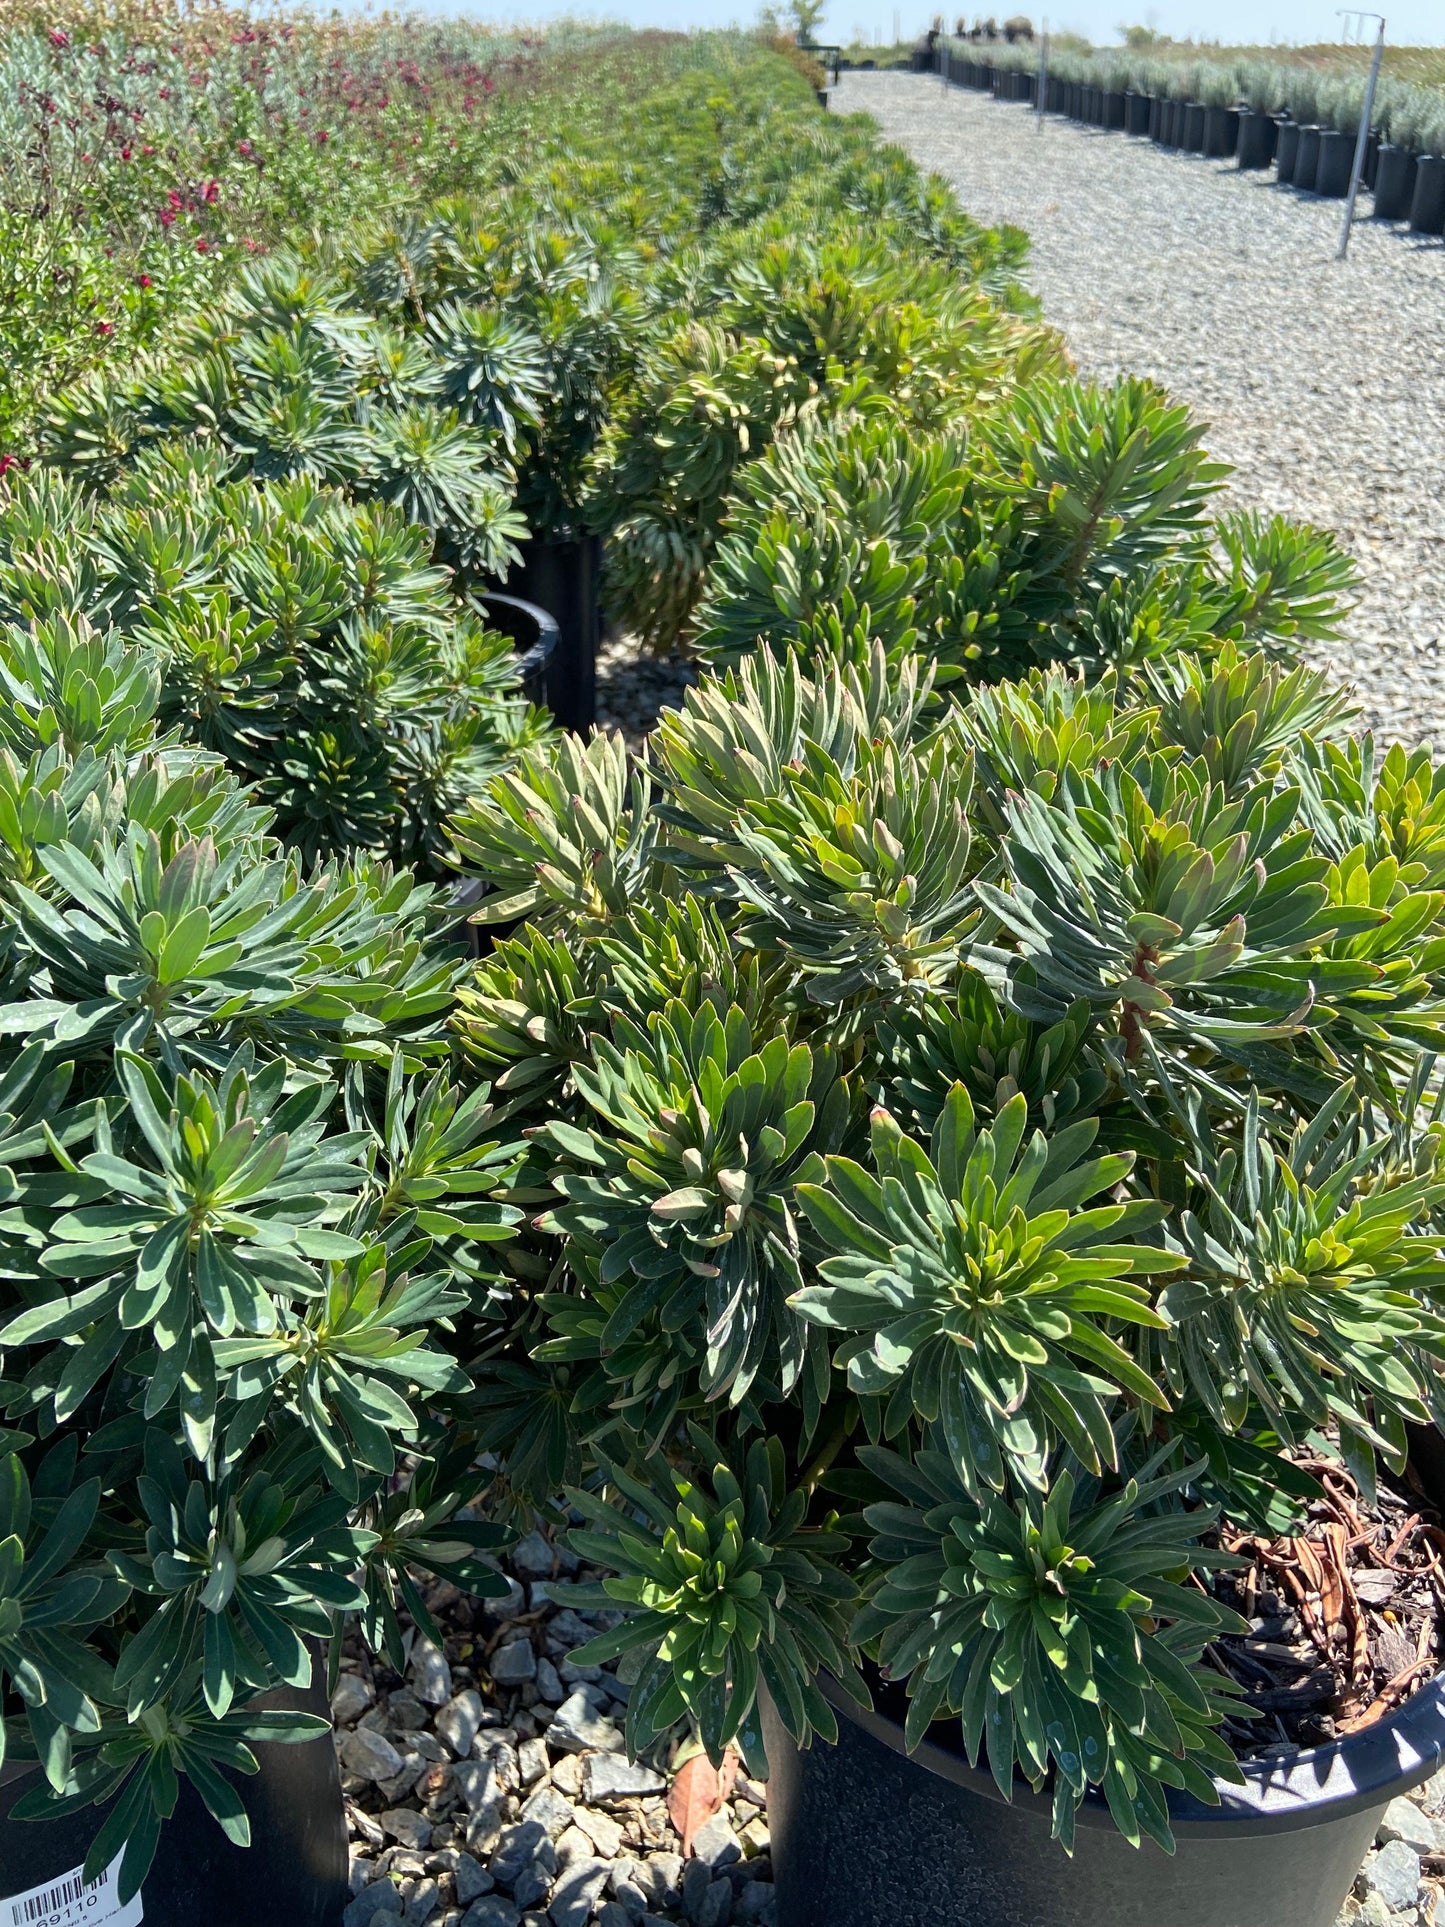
[572,1804,624,1859]
[436,1691,485,1759]
[548,1856,612,1927]
[380,1808,433,1850]
[490,1639,537,1686]
[453,1760,505,1813]
[689,1812,742,1871]
[342,1727,406,1783]
[834,72,1445,748]
[1377,1794,1444,1854]
[454,1855,493,1905]
[412,1642,453,1706]
[1362,1837,1421,1911]
[520,1783,576,1839]
[333,1672,375,1725]
[583,1754,667,1803]
[548,1689,623,1754]
[510,1530,557,1577]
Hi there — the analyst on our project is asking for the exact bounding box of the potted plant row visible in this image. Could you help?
[936,37,1445,226]
[444,376,1445,1927]
[0,39,1049,1916]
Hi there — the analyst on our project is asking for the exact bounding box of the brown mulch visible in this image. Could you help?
[1207,1453,1445,1759]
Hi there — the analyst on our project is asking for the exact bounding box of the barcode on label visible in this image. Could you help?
[12,1870,87,1923]
[1,1851,142,1927]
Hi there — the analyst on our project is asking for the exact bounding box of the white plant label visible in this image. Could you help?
[2,1854,142,1927]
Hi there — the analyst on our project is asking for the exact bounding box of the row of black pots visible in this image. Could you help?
[940,52,1445,236]
[1273,117,1445,230]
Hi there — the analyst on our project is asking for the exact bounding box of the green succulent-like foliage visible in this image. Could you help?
[856,1446,1249,1851]
[0,1450,121,1787]
[43,258,528,573]
[0,464,547,873]
[0,594,527,1889]
[875,969,1107,1138]
[795,1090,1174,1493]
[1159,1089,1445,1470]
[450,729,654,931]
[538,1000,851,1422]
[977,753,1363,1080]
[561,1437,862,1766]
[444,601,1445,1854]
[13,27,1439,1882]
[692,387,1356,686]
[728,726,977,1007]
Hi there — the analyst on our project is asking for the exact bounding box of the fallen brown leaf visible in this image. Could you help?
[670,1745,739,1857]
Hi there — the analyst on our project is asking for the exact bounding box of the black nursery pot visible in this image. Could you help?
[1374,143,1419,219]
[1275,117,1301,182]
[497,533,600,731]
[1314,128,1356,198]
[1409,154,1445,235]
[475,590,560,709]
[1236,108,1277,169]
[1183,101,1206,152]
[1294,123,1323,191]
[1124,89,1150,136]
[763,1668,1445,1927]
[1203,105,1239,159]
[0,1670,345,1927]
[1104,90,1126,131]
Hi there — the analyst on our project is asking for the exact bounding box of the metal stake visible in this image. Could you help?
[1338,13,1385,260]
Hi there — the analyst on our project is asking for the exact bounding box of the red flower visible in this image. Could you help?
[166,189,182,207]
[120,145,131,160]
[0,456,15,478]
[315,128,329,143]
[47,27,69,47]
[201,179,219,202]
[158,208,176,227]
[195,237,208,253]
[96,321,114,336]
[136,273,152,287]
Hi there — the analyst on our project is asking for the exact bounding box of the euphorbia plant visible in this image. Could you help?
[0,601,528,1899]
[452,616,1445,1852]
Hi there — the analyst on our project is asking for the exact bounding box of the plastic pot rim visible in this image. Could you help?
[474,588,560,696]
[814,1666,1445,1841]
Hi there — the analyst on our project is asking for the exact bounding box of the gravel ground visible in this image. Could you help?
[335,1528,775,1927]
[835,71,1445,748]
[330,1519,1445,1927]
[594,635,695,750]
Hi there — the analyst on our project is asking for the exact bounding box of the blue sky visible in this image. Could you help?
[479,2,1444,49]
